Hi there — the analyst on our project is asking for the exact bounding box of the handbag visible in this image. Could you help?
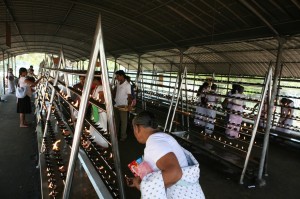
[91,104,99,122]
[16,80,28,98]
[16,86,28,98]
[140,148,205,199]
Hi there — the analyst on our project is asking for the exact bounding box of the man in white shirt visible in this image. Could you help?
[113,70,132,141]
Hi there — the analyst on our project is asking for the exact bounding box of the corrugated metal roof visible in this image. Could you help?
[111,36,300,77]
[0,0,300,77]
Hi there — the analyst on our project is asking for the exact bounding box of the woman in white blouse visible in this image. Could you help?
[225,85,246,139]
[17,67,42,127]
[92,76,107,131]
[127,111,205,199]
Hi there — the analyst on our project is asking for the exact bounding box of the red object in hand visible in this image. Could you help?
[128,158,153,179]
[128,159,140,177]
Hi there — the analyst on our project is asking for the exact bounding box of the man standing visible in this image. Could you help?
[73,75,85,91]
[6,68,15,94]
[113,70,132,141]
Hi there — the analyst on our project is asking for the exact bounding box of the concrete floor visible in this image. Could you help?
[1,93,300,199]
[0,94,40,198]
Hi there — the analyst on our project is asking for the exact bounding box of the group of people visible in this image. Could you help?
[6,65,36,94]
[223,84,246,139]
[194,81,295,139]
[194,81,254,139]
[194,82,218,135]
[72,70,136,141]
[70,70,205,198]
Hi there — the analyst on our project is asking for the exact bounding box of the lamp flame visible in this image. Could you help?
[52,140,61,151]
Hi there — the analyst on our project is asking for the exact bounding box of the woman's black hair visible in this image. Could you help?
[132,111,158,129]
[280,97,292,104]
[197,82,209,96]
[19,67,27,77]
[237,85,244,93]
[211,83,217,90]
[115,70,126,77]
[231,84,239,94]
[27,76,35,82]
[94,76,102,81]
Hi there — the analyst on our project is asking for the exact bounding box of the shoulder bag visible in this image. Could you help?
[16,80,28,98]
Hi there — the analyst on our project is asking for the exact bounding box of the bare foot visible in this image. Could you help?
[20,124,29,128]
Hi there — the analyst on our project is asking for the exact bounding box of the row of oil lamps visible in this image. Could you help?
[81,130,119,198]
[50,98,120,198]
[42,118,67,198]
[143,90,300,113]
[140,95,300,131]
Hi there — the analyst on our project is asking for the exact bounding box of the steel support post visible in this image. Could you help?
[135,55,141,102]
[257,38,286,186]
[227,64,231,94]
[164,73,179,132]
[7,53,10,71]
[240,66,272,184]
[169,67,187,133]
[63,15,125,199]
[151,64,155,91]
[14,56,16,76]
[272,63,284,126]
[111,57,118,85]
[98,30,126,199]
[179,51,185,128]
[141,65,146,110]
[41,69,59,152]
[63,26,99,199]
[2,51,5,95]
[169,64,173,96]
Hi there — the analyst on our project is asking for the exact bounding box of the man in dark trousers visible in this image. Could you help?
[113,70,132,141]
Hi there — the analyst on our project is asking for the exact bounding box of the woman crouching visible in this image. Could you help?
[127,111,205,199]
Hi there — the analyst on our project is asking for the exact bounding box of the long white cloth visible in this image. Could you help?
[225,93,245,138]
[92,85,108,131]
[194,106,206,127]
[275,102,294,133]
[7,73,15,93]
[140,148,205,199]
[194,88,208,127]
[205,92,217,134]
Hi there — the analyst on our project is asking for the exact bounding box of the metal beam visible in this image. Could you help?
[291,0,300,10]
[269,0,292,18]
[3,0,29,51]
[250,0,277,21]
[72,0,179,48]
[54,3,75,35]
[239,0,279,36]
[6,45,82,59]
[0,19,95,34]
[184,0,232,28]
[101,0,184,40]
[217,0,250,26]
[257,37,286,186]
[165,3,210,34]
[0,40,88,57]
[2,51,5,95]
[7,48,78,60]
